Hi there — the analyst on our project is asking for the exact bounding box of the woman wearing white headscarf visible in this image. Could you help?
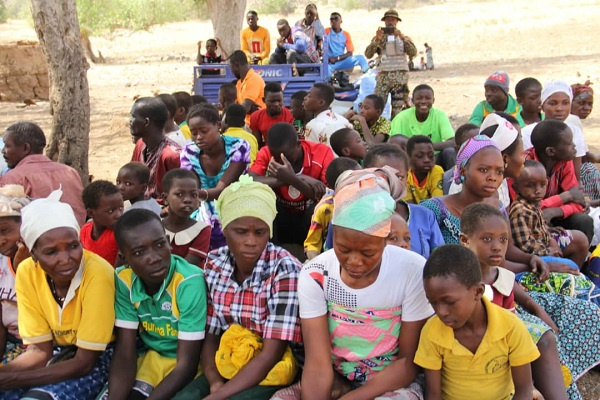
[0,190,115,400]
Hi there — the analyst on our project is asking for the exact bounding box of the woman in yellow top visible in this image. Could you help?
[0,190,115,400]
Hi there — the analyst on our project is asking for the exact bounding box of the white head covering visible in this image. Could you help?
[479,113,519,151]
[541,80,573,105]
[20,189,80,250]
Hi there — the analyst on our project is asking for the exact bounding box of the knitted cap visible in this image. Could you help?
[215,175,277,237]
[485,71,510,95]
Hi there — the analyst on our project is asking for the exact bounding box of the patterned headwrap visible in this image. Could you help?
[335,166,407,201]
[571,80,593,102]
[0,185,30,217]
[453,135,500,184]
[215,175,277,237]
[332,170,396,237]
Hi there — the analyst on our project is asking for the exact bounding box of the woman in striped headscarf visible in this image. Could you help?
[293,170,433,400]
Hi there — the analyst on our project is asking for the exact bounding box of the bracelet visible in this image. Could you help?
[201,189,209,201]
[337,56,340,62]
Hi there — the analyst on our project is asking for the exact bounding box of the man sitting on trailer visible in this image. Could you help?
[269,19,320,67]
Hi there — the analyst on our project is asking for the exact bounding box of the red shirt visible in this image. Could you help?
[249,108,294,143]
[508,147,582,218]
[249,140,334,212]
[80,222,119,266]
[131,139,181,199]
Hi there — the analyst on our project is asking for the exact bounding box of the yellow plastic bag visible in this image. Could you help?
[215,324,297,386]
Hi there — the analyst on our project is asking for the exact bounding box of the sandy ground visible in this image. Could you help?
[0,0,599,395]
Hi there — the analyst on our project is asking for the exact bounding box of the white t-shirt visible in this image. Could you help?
[305,109,352,147]
[522,121,588,157]
[299,246,433,321]
[167,129,192,148]
[0,256,18,338]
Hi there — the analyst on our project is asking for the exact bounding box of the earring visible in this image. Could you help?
[504,163,508,169]
[460,175,465,182]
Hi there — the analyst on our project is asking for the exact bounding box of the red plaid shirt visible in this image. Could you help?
[508,147,582,218]
[204,242,302,343]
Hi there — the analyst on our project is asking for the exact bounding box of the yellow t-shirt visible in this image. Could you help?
[403,166,444,203]
[414,297,540,400]
[16,250,115,351]
[223,127,258,166]
[179,121,192,140]
[240,26,271,62]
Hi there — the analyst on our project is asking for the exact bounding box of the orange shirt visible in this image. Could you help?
[236,69,266,125]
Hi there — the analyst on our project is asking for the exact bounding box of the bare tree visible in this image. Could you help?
[29,0,90,185]
[206,0,247,57]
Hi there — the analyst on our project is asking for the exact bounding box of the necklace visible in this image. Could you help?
[47,276,66,304]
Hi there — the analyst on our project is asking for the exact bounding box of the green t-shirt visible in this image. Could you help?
[115,255,206,358]
[390,107,455,153]
[468,95,521,126]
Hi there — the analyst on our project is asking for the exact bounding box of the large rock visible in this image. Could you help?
[0,41,49,101]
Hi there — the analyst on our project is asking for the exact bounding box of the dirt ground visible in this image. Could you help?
[0,0,599,395]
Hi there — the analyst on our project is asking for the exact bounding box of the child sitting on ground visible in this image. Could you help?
[344,94,390,146]
[468,71,521,126]
[223,104,259,165]
[157,93,190,147]
[80,180,124,266]
[304,157,360,260]
[197,38,229,75]
[173,91,193,140]
[0,185,30,365]
[249,82,294,147]
[290,90,311,139]
[415,244,540,400]
[218,83,237,115]
[329,128,367,163]
[510,160,589,268]
[442,123,479,194]
[304,83,352,146]
[116,162,162,216]
[101,209,206,399]
[386,213,411,250]
[404,135,444,203]
[515,77,543,127]
[161,169,211,268]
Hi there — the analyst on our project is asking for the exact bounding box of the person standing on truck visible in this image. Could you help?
[240,10,270,65]
[269,19,319,66]
[324,12,369,80]
[365,9,417,118]
[230,50,265,125]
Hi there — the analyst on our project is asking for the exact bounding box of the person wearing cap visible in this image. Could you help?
[324,12,369,80]
[468,71,522,126]
[296,170,432,399]
[365,9,417,118]
[0,190,115,399]
[174,175,302,400]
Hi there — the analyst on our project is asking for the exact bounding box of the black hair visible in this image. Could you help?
[206,39,217,46]
[364,94,385,113]
[330,128,355,157]
[133,97,169,129]
[219,83,237,99]
[412,84,434,95]
[264,82,283,96]
[364,143,409,171]
[191,95,208,105]
[460,202,507,236]
[229,50,248,66]
[118,162,151,185]
[266,122,298,150]
[406,135,433,156]
[247,10,258,17]
[157,93,177,119]
[423,244,482,287]
[187,104,220,125]
[494,112,519,126]
[114,209,163,251]
[312,83,335,106]
[516,159,546,183]
[225,104,247,128]
[325,157,359,189]
[531,120,569,155]
[277,19,289,27]
[330,12,341,18]
[515,77,542,98]
[291,90,307,102]
[454,123,479,147]
[4,121,46,154]
[82,180,121,210]
[162,168,200,194]
[172,91,192,113]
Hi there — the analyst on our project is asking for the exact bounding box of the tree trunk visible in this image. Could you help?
[29,0,90,185]
[207,0,247,57]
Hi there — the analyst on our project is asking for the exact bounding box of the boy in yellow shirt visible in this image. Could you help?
[415,245,539,400]
[404,135,443,203]
[223,104,258,165]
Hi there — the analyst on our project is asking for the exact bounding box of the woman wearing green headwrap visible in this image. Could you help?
[289,171,433,400]
[173,175,302,400]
